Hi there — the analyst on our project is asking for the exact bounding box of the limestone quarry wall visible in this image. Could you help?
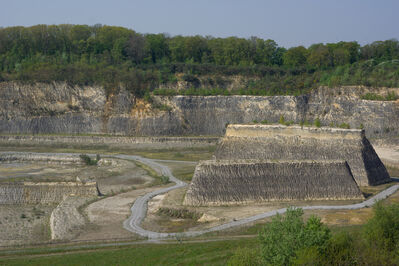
[0,182,98,204]
[1,82,398,138]
[215,125,391,186]
[184,160,364,206]
[0,152,84,164]
[0,135,218,150]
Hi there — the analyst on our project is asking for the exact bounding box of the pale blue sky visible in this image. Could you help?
[1,0,398,48]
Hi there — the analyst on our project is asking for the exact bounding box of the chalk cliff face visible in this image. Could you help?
[0,82,398,137]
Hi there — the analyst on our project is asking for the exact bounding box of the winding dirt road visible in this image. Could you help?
[2,152,398,240]
[120,154,399,239]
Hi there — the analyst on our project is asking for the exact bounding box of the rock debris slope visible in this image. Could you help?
[184,160,364,206]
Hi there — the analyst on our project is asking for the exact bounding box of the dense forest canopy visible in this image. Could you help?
[0,24,398,97]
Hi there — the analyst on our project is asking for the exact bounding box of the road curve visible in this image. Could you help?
[1,152,398,240]
[121,154,399,239]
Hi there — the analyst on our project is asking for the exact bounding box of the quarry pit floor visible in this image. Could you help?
[0,142,399,246]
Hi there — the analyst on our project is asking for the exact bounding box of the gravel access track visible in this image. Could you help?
[121,155,399,239]
[2,152,397,240]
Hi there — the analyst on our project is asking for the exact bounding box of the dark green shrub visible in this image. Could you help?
[279,115,285,125]
[322,232,357,265]
[386,91,398,101]
[143,91,153,103]
[182,74,200,88]
[153,103,172,112]
[363,202,399,252]
[314,118,321,128]
[285,120,294,126]
[338,123,350,129]
[160,175,170,184]
[259,207,331,265]
[153,88,178,96]
[174,152,184,158]
[361,91,398,101]
[80,154,100,166]
[157,207,201,219]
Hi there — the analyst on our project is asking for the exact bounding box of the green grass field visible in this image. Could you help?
[0,238,258,266]
[0,145,215,162]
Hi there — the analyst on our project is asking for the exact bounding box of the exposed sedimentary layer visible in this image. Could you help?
[0,135,218,150]
[184,160,364,206]
[0,152,83,164]
[0,182,98,204]
[215,125,391,186]
[1,82,398,138]
[50,196,88,240]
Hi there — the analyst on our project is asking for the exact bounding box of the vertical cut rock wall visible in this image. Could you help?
[1,82,398,138]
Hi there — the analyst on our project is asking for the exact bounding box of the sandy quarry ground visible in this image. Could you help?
[0,156,156,246]
[0,158,153,195]
[1,142,399,245]
[141,184,394,234]
[0,204,55,247]
[76,184,171,241]
[374,145,399,168]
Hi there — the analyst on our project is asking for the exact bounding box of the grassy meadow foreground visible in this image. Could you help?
[1,201,399,265]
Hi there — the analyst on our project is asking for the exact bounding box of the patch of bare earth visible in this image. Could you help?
[75,185,169,241]
[0,204,55,246]
[374,145,399,170]
[143,184,370,234]
[143,160,399,234]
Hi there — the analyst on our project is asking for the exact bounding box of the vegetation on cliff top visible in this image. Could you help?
[1,24,399,97]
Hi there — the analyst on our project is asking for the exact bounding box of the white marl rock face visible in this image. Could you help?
[0,82,398,138]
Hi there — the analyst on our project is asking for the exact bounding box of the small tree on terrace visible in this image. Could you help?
[259,207,331,265]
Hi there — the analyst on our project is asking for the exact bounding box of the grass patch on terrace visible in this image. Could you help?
[158,161,197,182]
[0,145,216,162]
[387,165,399,177]
[133,147,215,162]
[133,160,170,186]
[0,238,259,266]
[360,91,398,101]
[359,180,398,198]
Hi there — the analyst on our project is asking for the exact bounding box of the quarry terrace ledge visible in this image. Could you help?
[225,124,365,140]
